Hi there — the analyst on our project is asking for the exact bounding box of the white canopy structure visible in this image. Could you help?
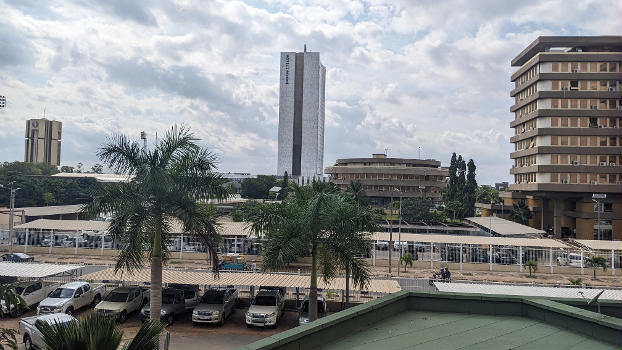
[371,232,569,249]
[464,216,545,236]
[0,262,83,278]
[573,240,622,251]
[434,282,622,301]
[15,219,108,231]
[78,268,401,294]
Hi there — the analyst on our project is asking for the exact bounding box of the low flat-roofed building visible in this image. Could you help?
[325,154,448,207]
[238,290,622,350]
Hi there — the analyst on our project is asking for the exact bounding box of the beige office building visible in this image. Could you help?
[505,36,622,240]
[325,154,448,207]
[24,119,62,166]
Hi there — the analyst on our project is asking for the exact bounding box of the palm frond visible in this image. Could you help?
[0,328,17,350]
[122,320,165,350]
[97,134,143,174]
[0,285,27,317]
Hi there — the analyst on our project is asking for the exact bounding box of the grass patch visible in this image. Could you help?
[462,272,473,276]
[168,260,183,265]
[525,275,536,279]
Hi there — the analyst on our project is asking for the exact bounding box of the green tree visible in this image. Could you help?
[247,182,376,321]
[444,200,461,221]
[240,175,276,199]
[401,197,435,222]
[42,192,55,206]
[280,171,289,199]
[91,163,104,174]
[509,200,532,225]
[475,186,500,204]
[446,153,458,202]
[525,260,538,277]
[59,166,74,173]
[0,284,27,350]
[346,180,368,206]
[463,159,477,217]
[585,256,607,280]
[85,126,228,320]
[35,313,164,350]
[400,252,414,272]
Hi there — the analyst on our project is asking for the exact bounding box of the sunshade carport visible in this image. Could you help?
[77,268,401,294]
[14,219,110,255]
[0,262,83,279]
[571,239,622,276]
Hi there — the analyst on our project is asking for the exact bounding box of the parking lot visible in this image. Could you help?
[2,305,300,350]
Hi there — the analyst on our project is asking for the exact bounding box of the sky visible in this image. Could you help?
[0,0,620,185]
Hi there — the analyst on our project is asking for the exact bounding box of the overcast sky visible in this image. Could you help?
[0,0,620,184]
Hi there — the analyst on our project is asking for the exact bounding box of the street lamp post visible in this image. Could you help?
[396,188,402,277]
[388,190,393,276]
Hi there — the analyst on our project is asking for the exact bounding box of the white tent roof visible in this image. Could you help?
[15,219,109,231]
[371,232,569,248]
[51,173,133,183]
[0,262,83,278]
[573,239,622,251]
[78,268,401,294]
[464,216,545,236]
[1,204,85,217]
[434,282,622,301]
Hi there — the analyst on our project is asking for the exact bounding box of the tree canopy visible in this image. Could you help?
[444,153,477,219]
[240,175,277,199]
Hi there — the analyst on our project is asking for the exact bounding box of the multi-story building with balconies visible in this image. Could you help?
[324,154,448,207]
[504,36,622,240]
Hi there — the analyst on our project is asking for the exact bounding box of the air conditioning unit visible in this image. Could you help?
[598,125,604,128]
[618,181,622,184]
[562,87,569,91]
[609,87,616,91]
[591,181,598,185]
[610,162,616,166]
[599,162,607,166]
[572,69,579,73]
[591,106,598,110]
[561,180,569,184]
[617,106,622,110]
[572,161,580,166]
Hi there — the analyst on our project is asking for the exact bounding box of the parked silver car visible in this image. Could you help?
[140,288,185,325]
[19,313,77,350]
[192,288,238,326]
[298,296,327,325]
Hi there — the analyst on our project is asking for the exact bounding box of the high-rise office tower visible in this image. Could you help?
[504,36,622,240]
[277,46,326,179]
[24,118,62,166]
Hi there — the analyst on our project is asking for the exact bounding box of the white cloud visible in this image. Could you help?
[0,0,620,184]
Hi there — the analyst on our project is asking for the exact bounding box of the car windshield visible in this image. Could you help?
[49,288,74,298]
[104,292,128,302]
[300,300,325,313]
[201,292,224,304]
[252,295,276,306]
[162,293,175,304]
[14,287,25,295]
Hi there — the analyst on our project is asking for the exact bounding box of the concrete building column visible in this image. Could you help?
[459,244,463,272]
[24,229,29,253]
[519,246,523,272]
[489,245,493,272]
[553,198,563,238]
[540,198,546,230]
[612,250,615,276]
[580,249,584,275]
[549,247,553,273]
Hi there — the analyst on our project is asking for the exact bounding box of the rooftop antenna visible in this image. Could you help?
[418,146,421,159]
[578,290,604,315]
[304,43,307,53]
[384,147,390,157]
[140,131,147,150]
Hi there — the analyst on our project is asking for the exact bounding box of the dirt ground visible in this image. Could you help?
[30,252,622,288]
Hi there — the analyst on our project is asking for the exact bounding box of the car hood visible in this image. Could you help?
[95,301,124,311]
[247,305,277,314]
[194,304,223,312]
[39,298,70,308]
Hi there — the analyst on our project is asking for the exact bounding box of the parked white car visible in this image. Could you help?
[245,288,285,328]
[37,282,105,316]
[1,280,60,317]
[19,313,77,350]
[557,253,583,267]
[94,286,149,323]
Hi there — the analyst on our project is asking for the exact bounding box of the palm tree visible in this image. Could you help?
[585,256,607,280]
[35,313,164,350]
[248,181,376,321]
[0,285,26,350]
[346,180,368,206]
[400,252,414,272]
[525,260,538,277]
[85,126,228,320]
[509,200,532,225]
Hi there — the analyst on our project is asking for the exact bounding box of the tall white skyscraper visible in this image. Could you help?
[277,47,326,179]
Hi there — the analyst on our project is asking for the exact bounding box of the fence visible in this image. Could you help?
[370,241,622,276]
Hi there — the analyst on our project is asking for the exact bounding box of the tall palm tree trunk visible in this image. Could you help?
[150,222,163,321]
[309,244,318,321]
[344,264,350,309]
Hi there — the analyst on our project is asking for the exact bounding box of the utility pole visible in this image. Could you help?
[397,189,402,277]
[388,190,393,276]
[1,183,20,252]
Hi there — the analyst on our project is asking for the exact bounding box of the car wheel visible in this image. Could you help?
[141,298,148,308]
[10,306,21,318]
[118,311,127,323]
[92,295,101,308]
[66,307,74,316]
[24,334,34,350]
[219,314,225,327]
[166,314,174,325]
[192,321,198,327]
[246,323,252,328]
